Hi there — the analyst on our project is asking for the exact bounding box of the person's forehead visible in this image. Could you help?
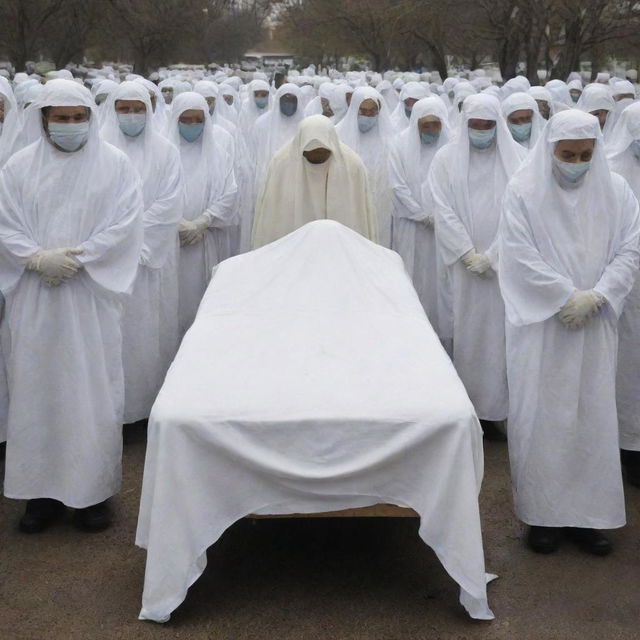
[115,99,146,107]
[180,108,204,118]
[48,105,87,114]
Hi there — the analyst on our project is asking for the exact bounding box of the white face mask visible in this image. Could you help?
[117,113,146,137]
[553,156,591,183]
[468,127,496,149]
[47,121,90,152]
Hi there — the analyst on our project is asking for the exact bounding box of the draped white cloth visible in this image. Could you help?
[136,220,494,623]
[389,97,450,332]
[499,110,640,527]
[577,83,616,140]
[607,101,640,451]
[167,93,238,335]
[252,115,376,248]
[0,79,143,507]
[428,94,526,420]
[336,86,395,247]
[101,81,183,423]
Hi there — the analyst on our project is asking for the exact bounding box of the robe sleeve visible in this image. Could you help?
[593,178,640,317]
[204,149,238,229]
[0,162,42,292]
[388,144,425,221]
[75,154,144,295]
[140,144,183,269]
[428,150,474,266]
[498,186,575,327]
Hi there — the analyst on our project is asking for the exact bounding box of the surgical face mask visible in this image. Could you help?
[631,140,640,160]
[95,93,107,106]
[508,122,532,143]
[280,97,297,117]
[117,113,146,137]
[178,122,204,143]
[420,131,440,145]
[468,127,496,149]
[357,114,377,133]
[255,96,269,109]
[404,106,412,119]
[553,156,591,183]
[47,121,90,152]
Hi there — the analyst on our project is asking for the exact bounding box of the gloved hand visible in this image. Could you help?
[462,250,492,275]
[179,215,210,246]
[26,248,84,286]
[558,289,606,329]
[421,215,434,229]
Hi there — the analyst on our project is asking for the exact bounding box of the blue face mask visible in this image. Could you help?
[508,122,532,143]
[47,121,90,152]
[117,113,146,137]
[553,157,591,183]
[208,102,215,115]
[357,114,377,133]
[405,106,413,119]
[280,97,297,117]
[179,122,204,143]
[255,96,269,110]
[420,131,440,145]
[468,127,496,149]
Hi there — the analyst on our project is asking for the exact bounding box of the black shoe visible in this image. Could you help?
[480,420,508,442]
[19,498,66,533]
[74,500,112,532]
[527,526,562,553]
[621,449,640,488]
[566,528,612,556]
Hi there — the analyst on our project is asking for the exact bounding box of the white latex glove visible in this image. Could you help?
[462,250,492,275]
[26,248,84,286]
[558,289,605,329]
[421,215,434,229]
[179,215,210,246]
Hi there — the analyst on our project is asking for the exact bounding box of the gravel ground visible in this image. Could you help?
[1,426,639,640]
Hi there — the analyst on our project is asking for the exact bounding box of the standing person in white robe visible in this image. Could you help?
[389,81,430,131]
[336,87,395,248]
[101,82,183,425]
[238,79,271,133]
[499,110,640,555]
[168,93,238,335]
[133,77,169,135]
[250,83,306,189]
[545,79,573,112]
[252,115,377,248]
[606,101,640,487]
[607,80,637,136]
[389,96,451,333]
[501,92,545,150]
[428,94,525,435]
[0,79,143,532]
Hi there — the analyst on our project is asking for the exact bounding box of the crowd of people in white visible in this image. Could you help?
[0,63,639,559]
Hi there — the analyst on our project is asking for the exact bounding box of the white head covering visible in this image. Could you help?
[577,83,616,138]
[389,82,430,130]
[252,115,376,248]
[528,86,556,118]
[545,79,573,112]
[502,76,531,99]
[375,79,400,111]
[500,109,634,325]
[448,82,477,130]
[501,92,545,149]
[328,84,351,123]
[335,86,395,157]
[607,80,637,135]
[133,77,168,133]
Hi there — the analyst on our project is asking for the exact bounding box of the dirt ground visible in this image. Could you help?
[1,427,639,640]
